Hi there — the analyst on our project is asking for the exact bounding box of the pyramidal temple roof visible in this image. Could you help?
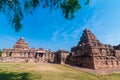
[78,29,102,47]
[13,38,29,49]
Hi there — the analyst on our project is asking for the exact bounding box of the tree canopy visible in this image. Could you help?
[0,0,89,32]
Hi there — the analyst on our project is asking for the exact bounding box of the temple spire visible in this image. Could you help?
[78,29,102,47]
[13,38,29,49]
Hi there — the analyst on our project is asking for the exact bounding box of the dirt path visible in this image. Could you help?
[65,64,120,75]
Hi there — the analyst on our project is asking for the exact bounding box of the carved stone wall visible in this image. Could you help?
[54,50,69,64]
[1,38,54,63]
[68,29,120,69]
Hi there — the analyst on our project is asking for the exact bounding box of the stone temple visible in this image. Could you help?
[1,38,54,62]
[67,29,120,69]
[1,38,69,64]
[1,29,120,70]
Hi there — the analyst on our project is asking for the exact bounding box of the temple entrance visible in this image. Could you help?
[35,53,45,62]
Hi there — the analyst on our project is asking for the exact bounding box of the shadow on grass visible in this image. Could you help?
[0,72,31,80]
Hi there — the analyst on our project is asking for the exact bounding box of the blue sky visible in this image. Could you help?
[0,0,120,51]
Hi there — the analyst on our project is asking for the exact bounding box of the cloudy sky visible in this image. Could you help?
[0,0,120,51]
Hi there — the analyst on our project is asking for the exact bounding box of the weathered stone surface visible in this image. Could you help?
[1,38,54,63]
[54,50,69,64]
[68,29,120,69]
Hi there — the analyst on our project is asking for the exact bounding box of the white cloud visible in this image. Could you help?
[51,24,67,41]
[8,37,17,42]
[51,0,104,42]
[89,0,103,8]
[101,35,120,45]
[71,12,100,39]
[51,28,62,41]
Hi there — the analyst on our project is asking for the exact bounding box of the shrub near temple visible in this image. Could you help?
[0,49,2,57]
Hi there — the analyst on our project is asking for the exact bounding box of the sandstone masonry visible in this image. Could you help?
[1,29,120,70]
[68,29,120,69]
[1,38,54,62]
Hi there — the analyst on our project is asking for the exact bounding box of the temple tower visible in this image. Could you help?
[71,29,103,69]
[13,37,29,49]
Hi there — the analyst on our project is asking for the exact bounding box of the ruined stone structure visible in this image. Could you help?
[3,29,120,70]
[1,38,54,62]
[54,50,69,64]
[68,29,120,69]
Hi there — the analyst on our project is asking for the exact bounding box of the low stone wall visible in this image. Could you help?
[0,57,35,62]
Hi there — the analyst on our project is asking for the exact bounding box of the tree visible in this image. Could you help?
[0,49,2,57]
[0,0,89,32]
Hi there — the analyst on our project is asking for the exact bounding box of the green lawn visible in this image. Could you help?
[0,63,120,80]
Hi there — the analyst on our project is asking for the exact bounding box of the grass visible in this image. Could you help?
[0,63,120,80]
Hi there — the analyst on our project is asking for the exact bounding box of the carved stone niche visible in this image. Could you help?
[92,48,99,54]
[115,50,120,57]
[100,48,106,56]
[110,51,116,56]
